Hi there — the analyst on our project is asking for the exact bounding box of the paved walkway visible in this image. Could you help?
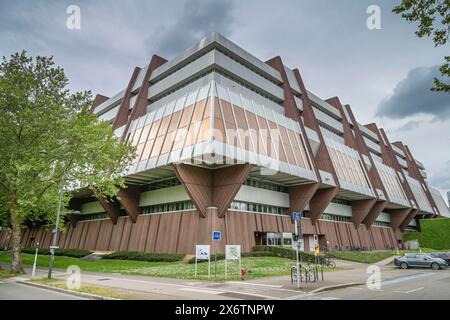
[1,258,421,300]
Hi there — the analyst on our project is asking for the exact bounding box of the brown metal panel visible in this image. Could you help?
[127,214,146,252]
[144,214,161,253]
[176,212,199,254]
[84,220,100,250]
[155,213,182,253]
[119,218,133,251]
[108,218,126,251]
[96,220,114,251]
[136,215,151,252]
[78,222,90,249]
[68,223,83,248]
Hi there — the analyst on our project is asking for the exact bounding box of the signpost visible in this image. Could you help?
[194,245,211,278]
[31,242,40,279]
[224,245,241,278]
[212,231,221,278]
[292,211,303,289]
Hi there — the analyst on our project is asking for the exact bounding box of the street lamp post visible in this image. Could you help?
[47,164,66,279]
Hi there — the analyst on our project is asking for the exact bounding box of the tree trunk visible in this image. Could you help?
[10,191,24,274]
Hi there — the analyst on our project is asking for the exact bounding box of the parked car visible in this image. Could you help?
[429,252,450,264]
[394,254,448,270]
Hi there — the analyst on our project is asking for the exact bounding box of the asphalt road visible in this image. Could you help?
[313,269,450,300]
[0,280,86,300]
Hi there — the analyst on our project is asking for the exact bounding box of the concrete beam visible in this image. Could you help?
[117,185,143,223]
[363,200,387,228]
[288,182,319,216]
[351,199,377,228]
[307,187,338,223]
[97,197,122,225]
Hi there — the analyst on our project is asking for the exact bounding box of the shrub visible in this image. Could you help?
[252,245,317,263]
[21,247,92,258]
[102,251,184,262]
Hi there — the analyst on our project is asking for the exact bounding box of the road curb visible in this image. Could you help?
[309,282,364,294]
[17,280,119,300]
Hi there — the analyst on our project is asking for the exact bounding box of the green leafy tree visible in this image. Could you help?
[393,0,450,92]
[0,51,134,273]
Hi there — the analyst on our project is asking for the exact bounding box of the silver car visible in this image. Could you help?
[394,254,448,270]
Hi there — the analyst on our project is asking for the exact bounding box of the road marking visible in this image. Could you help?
[179,287,224,295]
[222,290,280,300]
[393,287,425,294]
[227,281,282,288]
[406,287,424,294]
[381,272,433,287]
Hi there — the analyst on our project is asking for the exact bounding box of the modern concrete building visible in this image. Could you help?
[1,33,448,253]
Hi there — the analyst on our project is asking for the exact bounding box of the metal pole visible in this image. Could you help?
[295,220,300,289]
[31,246,38,278]
[48,164,66,279]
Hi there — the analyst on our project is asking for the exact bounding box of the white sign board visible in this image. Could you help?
[225,245,241,260]
[195,245,210,260]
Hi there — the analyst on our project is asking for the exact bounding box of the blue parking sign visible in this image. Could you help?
[292,212,302,221]
[212,231,221,241]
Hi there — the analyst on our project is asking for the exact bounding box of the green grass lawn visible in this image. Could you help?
[330,248,443,264]
[0,251,337,281]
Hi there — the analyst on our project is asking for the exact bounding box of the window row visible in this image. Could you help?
[319,214,352,223]
[243,178,288,193]
[142,201,195,214]
[229,201,288,215]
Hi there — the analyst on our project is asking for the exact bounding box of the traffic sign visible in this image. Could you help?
[314,244,320,256]
[212,231,221,241]
[292,212,302,221]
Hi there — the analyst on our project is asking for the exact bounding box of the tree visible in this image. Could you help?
[0,51,134,273]
[393,0,450,92]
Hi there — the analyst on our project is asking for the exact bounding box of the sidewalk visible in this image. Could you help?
[1,258,407,300]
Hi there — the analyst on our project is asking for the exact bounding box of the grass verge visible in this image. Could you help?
[0,251,340,281]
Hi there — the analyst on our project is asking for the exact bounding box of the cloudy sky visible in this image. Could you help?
[1,0,449,203]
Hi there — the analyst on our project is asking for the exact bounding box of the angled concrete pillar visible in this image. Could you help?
[399,209,418,232]
[174,163,252,218]
[390,208,412,231]
[97,197,122,225]
[307,187,338,223]
[213,164,253,218]
[65,213,80,228]
[288,182,319,216]
[173,164,213,217]
[363,201,387,228]
[351,199,377,228]
[117,185,143,223]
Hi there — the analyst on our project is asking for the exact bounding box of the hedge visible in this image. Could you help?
[21,247,92,258]
[404,218,450,250]
[252,245,318,263]
[186,251,275,264]
[102,251,184,262]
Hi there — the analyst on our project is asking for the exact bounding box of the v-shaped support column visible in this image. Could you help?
[363,200,387,228]
[288,182,319,216]
[399,209,418,232]
[351,199,377,228]
[97,197,122,225]
[306,187,338,223]
[173,164,213,217]
[173,164,252,218]
[213,165,253,218]
[117,185,143,223]
[390,208,412,230]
